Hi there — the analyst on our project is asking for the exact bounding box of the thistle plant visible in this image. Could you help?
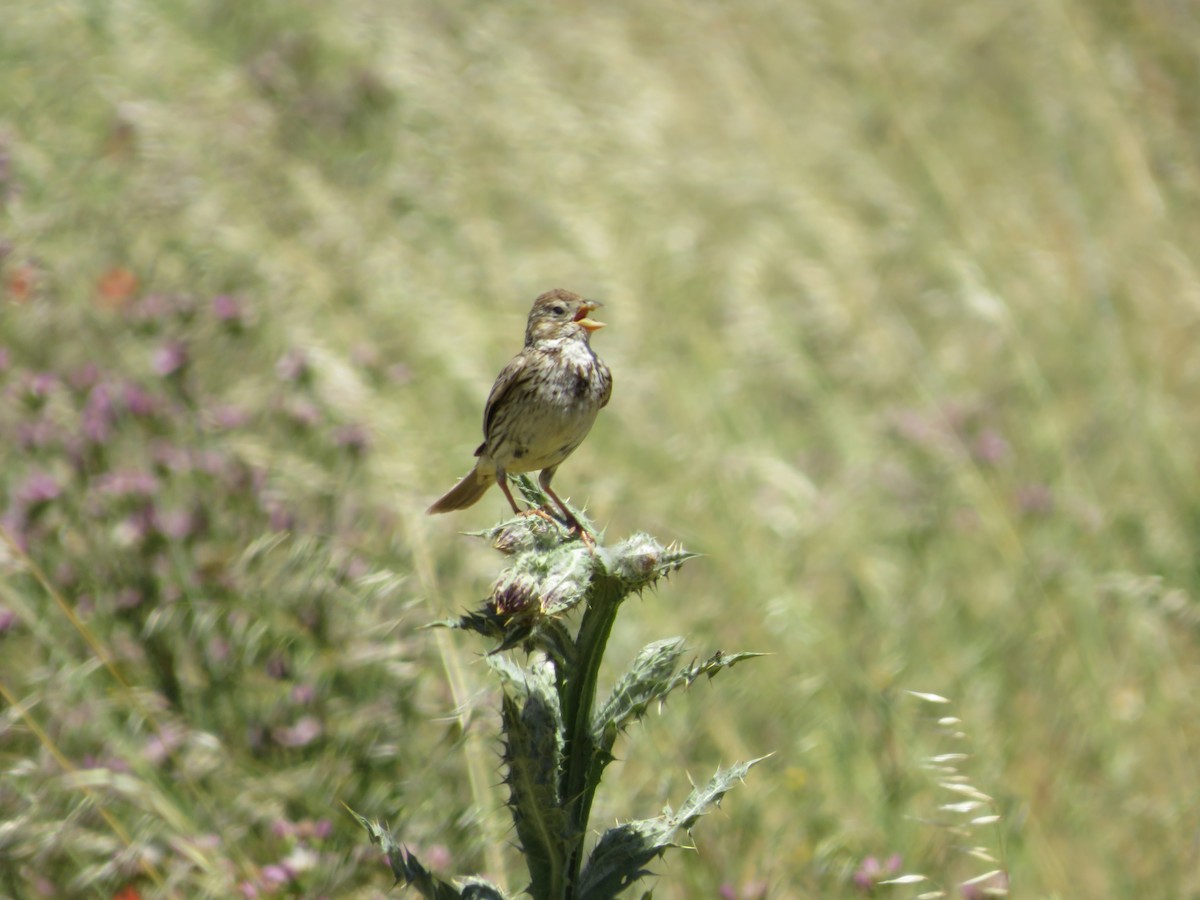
[356,476,763,899]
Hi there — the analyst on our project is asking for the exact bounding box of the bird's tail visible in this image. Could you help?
[427,464,495,514]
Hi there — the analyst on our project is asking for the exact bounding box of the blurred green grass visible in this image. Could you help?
[3,0,1200,896]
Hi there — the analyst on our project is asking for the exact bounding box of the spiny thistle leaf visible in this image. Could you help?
[594,644,762,753]
[500,680,571,898]
[428,601,577,659]
[674,756,769,831]
[456,879,512,899]
[513,473,552,508]
[426,604,538,654]
[574,818,668,900]
[593,638,688,742]
[535,618,577,668]
[576,757,767,900]
[487,654,558,708]
[350,810,476,899]
[670,649,764,689]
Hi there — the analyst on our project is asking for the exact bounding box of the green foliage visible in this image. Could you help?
[4,0,1200,895]
[388,512,759,899]
[497,661,571,899]
[596,642,762,742]
[353,812,510,900]
[577,758,766,900]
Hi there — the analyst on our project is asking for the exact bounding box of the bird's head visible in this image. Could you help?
[525,289,605,345]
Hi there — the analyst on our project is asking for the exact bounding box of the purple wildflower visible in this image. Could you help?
[212,294,245,324]
[333,423,370,456]
[290,683,316,705]
[152,340,188,377]
[853,854,902,891]
[272,715,322,748]
[129,293,174,326]
[260,864,290,887]
[123,381,160,417]
[422,844,452,870]
[16,419,57,450]
[972,428,1011,466]
[68,362,102,392]
[285,399,321,428]
[266,502,295,532]
[20,372,58,408]
[82,383,116,443]
[115,587,145,610]
[209,404,250,430]
[159,507,203,541]
[143,725,184,765]
[275,349,309,384]
[310,819,333,841]
[1017,483,1054,516]
[95,469,159,497]
[16,471,62,508]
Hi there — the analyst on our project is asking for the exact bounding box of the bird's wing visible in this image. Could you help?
[599,364,613,409]
[482,351,531,438]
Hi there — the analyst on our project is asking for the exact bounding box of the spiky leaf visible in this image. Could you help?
[488,654,558,709]
[594,644,762,753]
[593,638,688,741]
[499,662,571,898]
[674,757,766,829]
[575,818,667,900]
[350,811,483,899]
[670,649,763,689]
[429,601,576,660]
[576,757,767,900]
[457,879,513,899]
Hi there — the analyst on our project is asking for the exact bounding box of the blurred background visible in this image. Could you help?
[3,0,1200,896]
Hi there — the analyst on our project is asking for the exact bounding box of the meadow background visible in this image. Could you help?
[3,1,1199,896]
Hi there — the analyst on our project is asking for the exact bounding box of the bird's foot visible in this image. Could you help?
[516,506,559,526]
[517,505,596,551]
[571,525,597,553]
[548,507,597,552]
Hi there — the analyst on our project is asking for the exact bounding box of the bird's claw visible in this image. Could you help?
[515,505,596,551]
[572,526,596,553]
[516,506,559,525]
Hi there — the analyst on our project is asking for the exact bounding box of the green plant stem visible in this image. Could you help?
[560,570,625,895]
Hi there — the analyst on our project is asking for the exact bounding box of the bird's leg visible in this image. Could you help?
[495,468,524,516]
[539,468,595,549]
[497,467,558,525]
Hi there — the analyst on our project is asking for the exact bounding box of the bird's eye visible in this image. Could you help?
[551,305,566,316]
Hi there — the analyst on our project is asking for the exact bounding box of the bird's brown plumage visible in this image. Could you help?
[427,289,611,530]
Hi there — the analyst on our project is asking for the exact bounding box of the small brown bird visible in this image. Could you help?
[427,289,612,533]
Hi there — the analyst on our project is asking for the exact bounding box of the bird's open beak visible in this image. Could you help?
[574,299,605,332]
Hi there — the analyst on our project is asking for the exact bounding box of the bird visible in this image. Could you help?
[427,288,612,535]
